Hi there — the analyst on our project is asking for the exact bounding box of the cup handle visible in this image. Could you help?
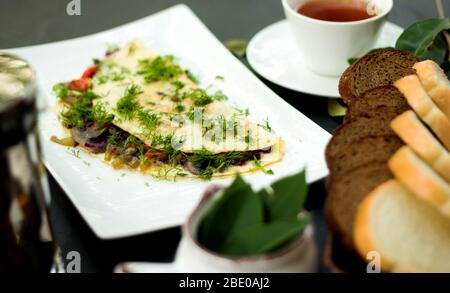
[114,261,178,273]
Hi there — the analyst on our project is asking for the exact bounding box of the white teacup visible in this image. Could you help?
[115,186,318,273]
[282,0,393,76]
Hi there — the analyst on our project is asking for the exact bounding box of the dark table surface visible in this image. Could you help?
[1,0,448,273]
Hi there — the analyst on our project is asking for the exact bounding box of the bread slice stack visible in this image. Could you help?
[391,110,450,182]
[353,60,450,272]
[387,62,450,217]
[325,49,418,248]
[394,74,450,149]
[354,180,450,273]
[414,60,450,120]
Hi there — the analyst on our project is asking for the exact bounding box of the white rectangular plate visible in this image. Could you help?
[5,5,330,239]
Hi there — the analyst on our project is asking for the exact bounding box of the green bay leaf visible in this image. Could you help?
[395,18,450,57]
[197,174,264,251]
[419,32,448,64]
[220,219,308,257]
[265,170,308,222]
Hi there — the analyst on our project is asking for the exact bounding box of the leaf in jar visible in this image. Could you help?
[197,174,264,252]
[219,219,309,256]
[395,18,450,58]
[263,170,308,222]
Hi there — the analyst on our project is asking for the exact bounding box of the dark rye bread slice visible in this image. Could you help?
[325,112,399,167]
[339,48,419,104]
[325,163,393,248]
[328,135,403,182]
[344,85,410,122]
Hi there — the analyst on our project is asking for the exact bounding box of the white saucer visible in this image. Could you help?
[247,20,403,97]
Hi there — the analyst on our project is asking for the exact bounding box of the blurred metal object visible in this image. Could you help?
[0,53,61,272]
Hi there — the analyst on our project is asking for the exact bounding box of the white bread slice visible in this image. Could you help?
[391,110,450,182]
[388,146,450,217]
[394,75,450,150]
[414,60,450,120]
[354,180,450,273]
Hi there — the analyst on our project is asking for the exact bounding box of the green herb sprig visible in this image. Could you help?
[253,156,274,175]
[138,110,160,134]
[91,102,115,127]
[348,18,450,72]
[396,18,450,64]
[59,90,104,128]
[190,149,245,180]
[116,84,143,119]
[185,70,199,84]
[257,118,272,133]
[137,55,183,83]
[198,170,309,257]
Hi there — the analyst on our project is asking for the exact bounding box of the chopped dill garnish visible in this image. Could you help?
[190,89,214,107]
[174,104,185,113]
[213,90,228,101]
[190,149,245,180]
[128,42,137,55]
[91,102,115,127]
[60,91,100,128]
[202,121,215,137]
[137,55,183,83]
[138,111,160,133]
[258,118,272,132]
[154,166,187,181]
[221,115,227,141]
[57,84,113,128]
[253,156,274,175]
[227,118,239,138]
[151,134,174,151]
[185,70,199,84]
[107,133,119,145]
[66,148,81,158]
[232,107,250,117]
[106,43,120,55]
[186,89,228,107]
[171,80,185,94]
[244,132,253,148]
[116,84,143,119]
[186,107,204,121]
[95,63,131,84]
[53,83,72,98]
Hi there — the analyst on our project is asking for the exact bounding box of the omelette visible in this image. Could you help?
[52,41,284,179]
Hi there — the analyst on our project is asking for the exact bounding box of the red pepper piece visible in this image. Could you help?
[146,152,159,160]
[81,65,97,78]
[68,78,90,92]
